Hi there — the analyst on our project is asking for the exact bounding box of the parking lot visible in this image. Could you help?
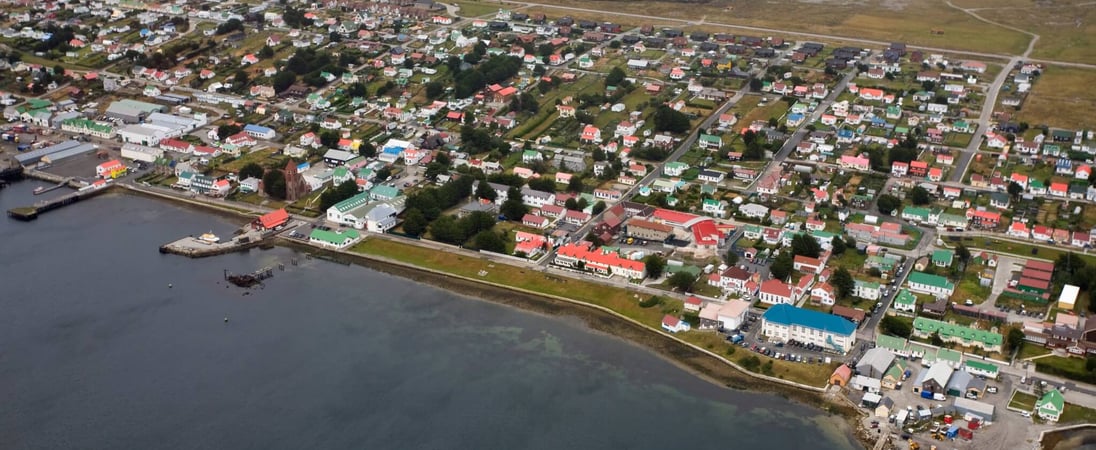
[850,359,1057,450]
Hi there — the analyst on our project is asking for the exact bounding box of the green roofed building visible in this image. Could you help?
[935,348,963,368]
[1036,389,1065,422]
[907,271,955,298]
[893,289,918,313]
[308,228,361,249]
[964,360,999,379]
[932,249,954,268]
[912,317,1003,352]
[876,334,909,356]
[881,358,909,389]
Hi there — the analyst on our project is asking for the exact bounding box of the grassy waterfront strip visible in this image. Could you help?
[350,238,840,387]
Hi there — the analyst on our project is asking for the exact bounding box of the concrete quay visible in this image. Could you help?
[158,229,268,258]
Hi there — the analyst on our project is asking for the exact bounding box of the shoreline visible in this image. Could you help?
[277,238,870,449]
[102,185,872,449]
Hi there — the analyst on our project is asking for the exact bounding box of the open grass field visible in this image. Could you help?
[517,0,1030,56]
[1017,67,1096,130]
[451,0,507,18]
[951,0,1096,63]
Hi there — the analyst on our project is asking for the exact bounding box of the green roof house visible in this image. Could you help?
[893,289,918,313]
[698,133,722,149]
[876,334,909,355]
[912,317,1003,352]
[964,360,999,379]
[881,358,909,389]
[1036,389,1065,422]
[932,249,954,268]
[907,271,955,298]
[308,228,361,249]
[902,206,931,223]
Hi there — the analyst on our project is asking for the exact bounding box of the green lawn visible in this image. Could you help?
[1060,402,1096,424]
[1009,391,1038,411]
[1035,355,1095,383]
[1017,344,1052,360]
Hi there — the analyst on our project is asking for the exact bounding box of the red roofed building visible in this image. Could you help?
[255,208,290,230]
[793,254,825,274]
[759,279,794,305]
[691,219,724,250]
[553,241,646,279]
[966,209,1001,229]
[684,296,703,312]
[652,208,700,227]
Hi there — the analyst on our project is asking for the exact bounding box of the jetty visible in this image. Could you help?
[33,177,75,195]
[7,180,110,221]
[159,228,268,258]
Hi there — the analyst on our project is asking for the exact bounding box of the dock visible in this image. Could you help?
[33,177,75,195]
[6,181,110,221]
[158,229,268,258]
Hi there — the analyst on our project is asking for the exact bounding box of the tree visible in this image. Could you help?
[375,166,392,182]
[258,45,274,59]
[475,180,497,202]
[319,180,359,211]
[238,162,265,180]
[402,208,428,236]
[429,215,465,244]
[527,177,556,193]
[592,200,606,215]
[606,66,626,86]
[652,105,691,133]
[215,18,243,35]
[644,254,665,279]
[667,271,697,292]
[217,124,242,140]
[725,249,739,266]
[1007,181,1023,199]
[880,316,912,338]
[358,142,376,158]
[910,186,931,205]
[473,230,506,253]
[790,234,821,258]
[930,331,945,347]
[956,245,971,264]
[425,81,445,99]
[567,176,584,193]
[1007,327,1025,353]
[831,267,854,300]
[831,236,847,255]
[564,197,579,211]
[273,71,297,92]
[500,186,528,220]
[262,169,286,199]
[770,252,793,280]
[877,194,901,215]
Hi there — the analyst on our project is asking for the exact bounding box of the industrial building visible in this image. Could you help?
[105,99,167,123]
[14,140,97,166]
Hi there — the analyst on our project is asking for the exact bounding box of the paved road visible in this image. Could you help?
[537,77,756,266]
[746,65,859,195]
[948,55,1019,183]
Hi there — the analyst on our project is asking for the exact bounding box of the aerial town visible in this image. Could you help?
[0,0,1094,449]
